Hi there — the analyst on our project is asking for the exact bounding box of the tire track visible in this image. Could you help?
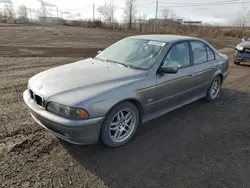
[0,83,27,95]
[0,45,101,58]
[0,57,78,67]
[0,62,66,73]
[0,95,22,105]
[0,72,37,80]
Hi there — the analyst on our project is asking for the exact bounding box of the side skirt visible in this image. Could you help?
[142,94,205,124]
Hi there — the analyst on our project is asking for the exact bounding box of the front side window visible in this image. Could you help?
[190,41,208,64]
[162,41,190,68]
[95,38,165,70]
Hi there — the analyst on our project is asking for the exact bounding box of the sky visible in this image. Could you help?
[0,0,249,26]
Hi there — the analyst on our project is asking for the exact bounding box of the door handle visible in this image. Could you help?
[188,73,193,77]
[211,65,218,70]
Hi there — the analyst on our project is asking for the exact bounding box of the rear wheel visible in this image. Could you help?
[205,76,222,101]
[100,102,139,147]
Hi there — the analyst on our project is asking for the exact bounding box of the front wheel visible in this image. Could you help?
[234,60,240,65]
[234,50,241,65]
[205,76,222,101]
[100,102,139,147]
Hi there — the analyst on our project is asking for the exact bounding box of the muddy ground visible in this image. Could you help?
[0,26,250,188]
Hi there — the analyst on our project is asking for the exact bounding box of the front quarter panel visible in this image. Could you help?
[74,75,156,118]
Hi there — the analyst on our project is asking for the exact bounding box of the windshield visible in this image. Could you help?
[95,38,166,70]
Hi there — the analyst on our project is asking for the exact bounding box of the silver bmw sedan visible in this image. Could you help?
[23,35,229,147]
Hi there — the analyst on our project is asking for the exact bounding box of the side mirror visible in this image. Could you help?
[159,66,178,74]
[97,50,102,54]
[241,38,245,42]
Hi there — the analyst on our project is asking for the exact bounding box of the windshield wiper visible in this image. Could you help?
[106,59,147,70]
[92,56,106,62]
[92,57,127,67]
[93,57,145,70]
[105,59,129,67]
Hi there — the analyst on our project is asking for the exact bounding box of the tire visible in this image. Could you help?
[234,60,240,65]
[205,75,222,101]
[234,50,240,65]
[100,102,139,147]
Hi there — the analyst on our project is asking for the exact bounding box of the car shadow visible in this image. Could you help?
[60,88,250,188]
[239,63,250,67]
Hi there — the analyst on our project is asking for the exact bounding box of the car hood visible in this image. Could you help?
[28,58,147,105]
[240,41,250,48]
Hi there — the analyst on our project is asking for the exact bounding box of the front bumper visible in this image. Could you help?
[235,49,250,62]
[23,89,104,145]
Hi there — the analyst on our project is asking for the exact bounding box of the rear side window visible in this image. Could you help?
[206,46,215,61]
[190,41,208,64]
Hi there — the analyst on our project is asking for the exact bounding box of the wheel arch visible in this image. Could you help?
[105,98,144,124]
[218,73,223,82]
[213,69,223,83]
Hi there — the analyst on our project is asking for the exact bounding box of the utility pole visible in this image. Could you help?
[155,0,159,33]
[93,4,95,21]
[29,9,32,22]
[57,7,59,18]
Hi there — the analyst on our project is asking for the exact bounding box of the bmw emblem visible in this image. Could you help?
[37,85,43,90]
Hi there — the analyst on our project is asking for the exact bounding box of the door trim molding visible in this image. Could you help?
[142,94,205,123]
[145,81,210,107]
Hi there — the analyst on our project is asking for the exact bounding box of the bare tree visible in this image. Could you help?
[161,8,179,31]
[141,13,147,20]
[4,3,15,19]
[39,0,49,17]
[3,9,7,19]
[97,0,116,28]
[161,8,171,20]
[17,5,28,21]
[233,5,250,28]
[161,8,176,20]
[137,13,147,32]
[124,0,137,29]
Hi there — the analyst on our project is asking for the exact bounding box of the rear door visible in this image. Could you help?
[189,40,217,96]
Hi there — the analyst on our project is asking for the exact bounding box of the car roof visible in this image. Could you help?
[128,34,198,43]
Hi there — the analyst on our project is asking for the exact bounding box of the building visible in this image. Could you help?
[39,17,64,25]
[183,21,202,25]
[148,18,183,26]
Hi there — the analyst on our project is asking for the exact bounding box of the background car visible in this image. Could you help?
[234,37,250,65]
[23,35,229,148]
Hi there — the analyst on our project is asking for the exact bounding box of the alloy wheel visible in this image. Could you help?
[109,108,136,143]
[210,78,221,99]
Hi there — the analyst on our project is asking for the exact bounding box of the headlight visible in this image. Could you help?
[47,102,89,120]
[236,44,243,51]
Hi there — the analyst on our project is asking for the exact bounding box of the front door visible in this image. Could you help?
[150,41,196,114]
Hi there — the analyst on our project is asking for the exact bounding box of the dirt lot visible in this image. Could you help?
[0,25,250,188]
